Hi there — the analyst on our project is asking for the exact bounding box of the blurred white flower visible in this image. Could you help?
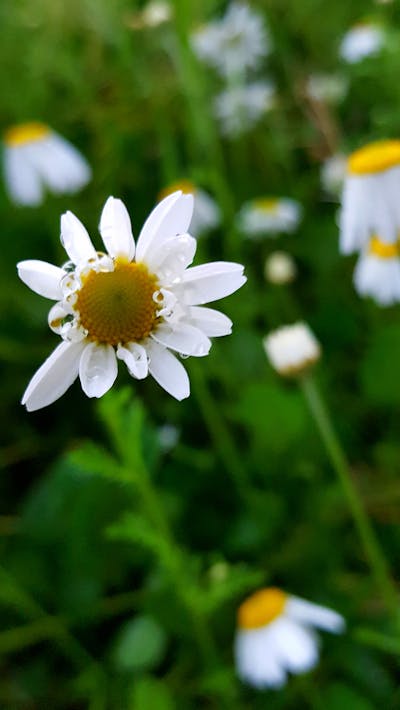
[157,423,180,451]
[191,2,270,78]
[3,123,91,206]
[142,1,171,26]
[339,23,384,63]
[263,323,321,377]
[158,180,220,235]
[238,197,301,237]
[321,154,347,196]
[214,82,275,137]
[264,251,297,284]
[339,140,400,255]
[235,587,345,689]
[306,73,348,104]
[17,192,246,411]
[354,237,400,306]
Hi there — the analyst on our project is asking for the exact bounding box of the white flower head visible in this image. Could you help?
[127,1,172,29]
[339,140,400,255]
[214,82,275,138]
[191,2,270,78]
[235,587,345,689]
[353,236,400,306]
[157,423,180,451]
[339,23,384,64]
[321,154,347,196]
[306,73,348,104]
[263,323,321,377]
[18,193,246,411]
[158,180,220,236]
[264,251,297,285]
[238,197,302,238]
[3,122,91,207]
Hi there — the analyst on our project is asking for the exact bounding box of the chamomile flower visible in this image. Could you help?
[264,251,297,285]
[263,323,321,377]
[238,197,301,238]
[158,180,220,235]
[306,73,348,104]
[339,140,400,254]
[3,122,91,206]
[353,236,400,305]
[235,587,345,689]
[214,82,275,138]
[339,23,384,64]
[321,154,347,196]
[191,2,270,78]
[18,192,246,411]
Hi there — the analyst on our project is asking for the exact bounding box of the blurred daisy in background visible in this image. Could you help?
[158,180,220,235]
[157,423,180,452]
[264,251,297,285]
[191,2,270,78]
[306,73,348,104]
[126,0,172,30]
[214,82,275,137]
[339,23,384,64]
[353,237,400,306]
[238,197,301,237]
[263,322,321,377]
[17,192,246,410]
[321,153,347,197]
[235,587,345,689]
[3,122,91,206]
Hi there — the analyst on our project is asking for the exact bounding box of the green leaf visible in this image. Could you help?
[324,683,376,710]
[360,324,400,405]
[112,616,167,673]
[129,676,175,710]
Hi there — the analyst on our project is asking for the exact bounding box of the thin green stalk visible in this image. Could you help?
[300,372,399,625]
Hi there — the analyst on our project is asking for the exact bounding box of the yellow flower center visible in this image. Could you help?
[369,235,399,259]
[348,140,400,175]
[4,122,50,147]
[158,179,196,201]
[237,588,287,630]
[253,198,280,214]
[76,260,159,346]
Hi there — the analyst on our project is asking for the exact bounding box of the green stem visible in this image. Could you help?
[354,627,400,656]
[300,373,399,624]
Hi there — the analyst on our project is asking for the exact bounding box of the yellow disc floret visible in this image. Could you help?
[238,588,287,630]
[253,198,280,213]
[369,235,399,259]
[348,140,400,176]
[76,260,159,346]
[159,179,196,201]
[4,122,50,147]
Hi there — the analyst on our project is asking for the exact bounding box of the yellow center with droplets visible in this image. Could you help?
[253,198,280,214]
[76,260,159,346]
[159,179,196,201]
[4,122,50,147]
[238,588,287,630]
[369,235,399,258]
[348,140,400,175]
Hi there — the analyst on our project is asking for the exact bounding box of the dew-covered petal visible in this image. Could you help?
[144,233,196,281]
[151,322,211,357]
[286,596,345,633]
[136,191,194,262]
[48,302,69,333]
[117,343,148,379]
[146,339,190,400]
[22,340,85,412]
[79,342,118,398]
[99,196,135,261]
[60,210,97,265]
[181,261,246,304]
[189,306,232,336]
[17,260,65,300]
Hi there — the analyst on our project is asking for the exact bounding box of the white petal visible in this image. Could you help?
[17,260,65,300]
[235,628,287,689]
[286,596,345,633]
[117,343,148,379]
[354,254,400,305]
[3,146,43,206]
[189,306,232,336]
[79,342,118,398]
[151,322,211,357]
[136,191,194,262]
[99,196,135,261]
[60,211,97,265]
[146,339,190,400]
[269,617,319,674]
[33,133,91,194]
[181,261,246,304]
[22,340,85,411]
[144,234,196,281]
[48,302,69,333]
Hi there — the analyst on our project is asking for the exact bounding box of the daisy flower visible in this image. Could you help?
[191,2,270,78]
[321,154,347,196]
[214,82,275,138]
[17,192,246,411]
[3,122,91,206]
[339,23,384,64]
[235,587,345,689]
[263,323,321,377]
[238,197,301,237]
[353,237,400,306]
[264,251,297,285]
[158,180,220,235]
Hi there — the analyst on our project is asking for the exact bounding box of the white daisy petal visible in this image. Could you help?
[182,262,246,304]
[286,596,345,633]
[33,134,91,194]
[79,342,118,398]
[22,340,85,412]
[235,628,287,689]
[48,302,69,334]
[270,617,319,674]
[151,322,211,357]
[99,196,135,261]
[144,233,196,280]
[60,210,97,265]
[189,306,232,336]
[146,339,190,400]
[117,343,148,380]
[136,191,194,262]
[3,147,43,206]
[17,260,65,300]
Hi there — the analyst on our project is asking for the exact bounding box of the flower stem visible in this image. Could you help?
[299,372,399,624]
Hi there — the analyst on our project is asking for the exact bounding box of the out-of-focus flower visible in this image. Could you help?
[238,197,301,237]
[353,236,400,305]
[263,323,321,377]
[339,140,400,254]
[235,587,345,689]
[3,122,91,206]
[157,423,180,451]
[321,154,347,196]
[126,1,172,29]
[158,180,220,235]
[214,82,275,137]
[264,251,297,284]
[191,2,270,78]
[306,73,348,104]
[17,192,246,411]
[339,23,384,64]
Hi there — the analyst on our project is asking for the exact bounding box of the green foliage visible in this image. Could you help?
[112,615,168,673]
